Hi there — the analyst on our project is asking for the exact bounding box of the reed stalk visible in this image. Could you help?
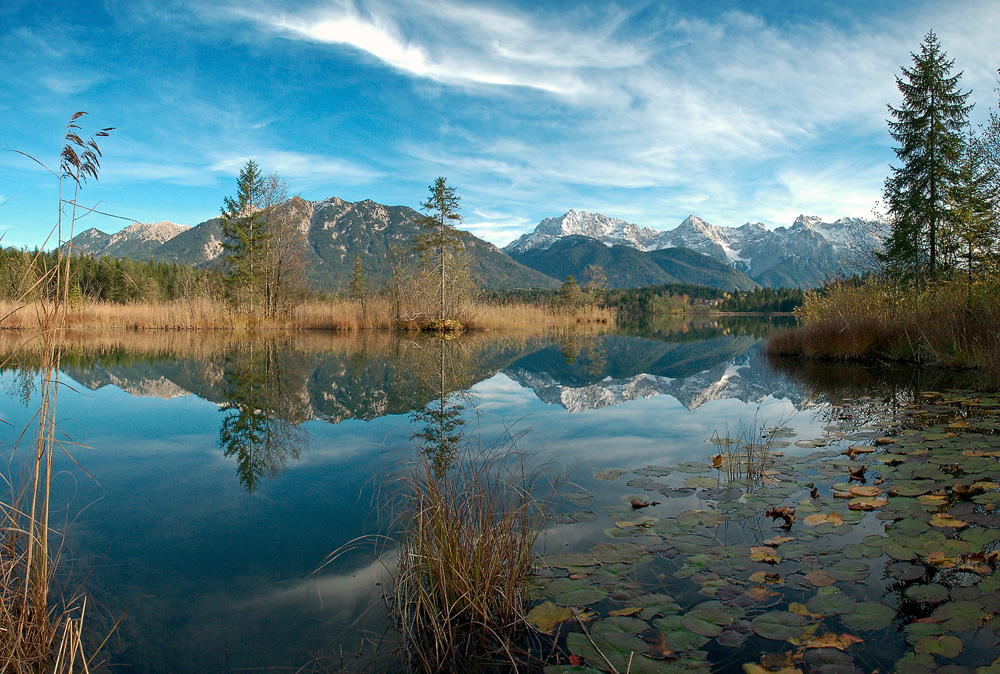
[392,426,551,672]
[2,112,112,672]
[766,275,1000,385]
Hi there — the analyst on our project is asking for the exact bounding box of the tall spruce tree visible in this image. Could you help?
[221,160,266,312]
[414,177,464,322]
[882,31,972,282]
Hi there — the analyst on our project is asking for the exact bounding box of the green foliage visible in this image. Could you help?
[349,253,367,299]
[414,177,466,321]
[0,247,217,303]
[556,275,585,307]
[220,160,267,308]
[598,283,804,314]
[882,31,973,281]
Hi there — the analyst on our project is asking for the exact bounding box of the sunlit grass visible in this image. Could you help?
[393,429,552,672]
[0,297,615,334]
[766,275,1000,385]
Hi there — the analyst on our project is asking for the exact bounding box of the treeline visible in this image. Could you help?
[0,248,219,303]
[716,286,806,313]
[490,282,804,314]
[604,283,803,314]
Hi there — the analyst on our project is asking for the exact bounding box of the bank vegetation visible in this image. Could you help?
[767,35,1000,385]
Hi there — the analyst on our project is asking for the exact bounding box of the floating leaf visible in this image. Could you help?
[539,553,599,569]
[683,476,720,489]
[929,513,968,529]
[557,587,608,606]
[652,615,711,652]
[914,634,963,659]
[750,547,781,564]
[905,584,950,604]
[590,541,648,564]
[594,468,628,480]
[807,587,857,616]
[751,611,809,641]
[804,570,836,587]
[840,602,894,630]
[800,631,863,651]
[827,560,869,582]
[527,601,575,634]
[803,512,844,527]
[616,515,659,529]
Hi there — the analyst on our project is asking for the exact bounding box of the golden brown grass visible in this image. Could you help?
[0,298,615,334]
[393,432,550,673]
[2,111,113,673]
[766,275,1000,384]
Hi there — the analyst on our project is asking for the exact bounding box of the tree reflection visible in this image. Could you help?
[219,339,311,492]
[409,337,476,478]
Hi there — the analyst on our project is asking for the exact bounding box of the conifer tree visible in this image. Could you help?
[414,177,464,322]
[220,160,266,312]
[882,31,972,281]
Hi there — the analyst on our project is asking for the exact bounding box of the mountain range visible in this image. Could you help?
[505,210,880,288]
[65,197,877,291]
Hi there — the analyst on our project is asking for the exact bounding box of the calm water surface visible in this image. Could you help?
[0,317,973,672]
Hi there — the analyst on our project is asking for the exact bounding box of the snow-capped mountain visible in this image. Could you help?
[505,209,665,253]
[504,347,813,413]
[504,210,880,288]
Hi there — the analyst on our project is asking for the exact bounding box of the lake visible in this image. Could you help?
[1,317,997,673]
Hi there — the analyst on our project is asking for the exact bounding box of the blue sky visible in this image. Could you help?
[1,0,998,249]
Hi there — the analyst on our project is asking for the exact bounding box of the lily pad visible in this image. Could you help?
[905,584,950,604]
[591,541,648,565]
[683,476,720,489]
[680,604,734,637]
[807,587,857,616]
[651,615,711,652]
[539,553,599,569]
[840,602,895,630]
[527,601,575,634]
[751,611,809,641]
[914,635,963,659]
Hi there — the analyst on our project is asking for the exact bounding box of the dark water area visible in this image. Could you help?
[0,316,994,673]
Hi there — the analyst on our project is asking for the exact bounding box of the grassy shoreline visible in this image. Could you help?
[765,277,1000,386]
[0,298,614,333]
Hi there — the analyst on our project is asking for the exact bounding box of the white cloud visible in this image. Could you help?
[239,0,643,96]
[209,149,382,186]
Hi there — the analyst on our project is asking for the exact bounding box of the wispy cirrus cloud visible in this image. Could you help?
[209,150,382,186]
[236,0,644,96]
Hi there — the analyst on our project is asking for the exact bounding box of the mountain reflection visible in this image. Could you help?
[0,316,813,488]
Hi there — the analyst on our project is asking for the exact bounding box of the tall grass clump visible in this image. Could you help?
[766,275,1000,384]
[2,112,113,672]
[710,412,779,487]
[393,429,550,672]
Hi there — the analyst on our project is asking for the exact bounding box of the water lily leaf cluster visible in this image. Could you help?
[535,391,1000,674]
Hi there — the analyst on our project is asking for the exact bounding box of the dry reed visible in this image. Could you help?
[393,428,551,672]
[2,112,110,673]
[766,275,1000,385]
[0,298,616,335]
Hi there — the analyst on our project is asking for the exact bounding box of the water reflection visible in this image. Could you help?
[0,318,991,672]
[218,339,311,492]
[409,337,477,478]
